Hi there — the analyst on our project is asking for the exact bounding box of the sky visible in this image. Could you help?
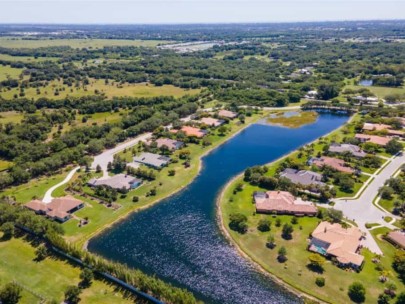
[0,0,404,24]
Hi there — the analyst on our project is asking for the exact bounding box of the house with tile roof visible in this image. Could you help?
[199,117,225,127]
[218,109,238,119]
[309,221,364,270]
[88,174,142,191]
[280,168,325,187]
[133,152,171,169]
[386,230,405,249]
[154,138,184,150]
[309,156,355,174]
[170,126,207,138]
[328,143,367,158]
[355,134,391,146]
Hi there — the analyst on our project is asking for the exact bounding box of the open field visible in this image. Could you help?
[0,111,24,124]
[0,79,200,100]
[0,38,170,49]
[0,54,59,62]
[219,171,403,304]
[0,65,23,81]
[0,160,13,172]
[0,236,132,304]
[345,84,405,99]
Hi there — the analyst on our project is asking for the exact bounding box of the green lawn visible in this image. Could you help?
[0,160,13,172]
[345,84,405,99]
[0,65,23,81]
[0,236,133,304]
[0,54,58,62]
[0,111,25,124]
[0,79,200,100]
[0,37,170,49]
[219,176,404,304]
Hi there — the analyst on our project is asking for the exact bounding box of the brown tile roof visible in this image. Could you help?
[199,117,224,127]
[311,221,364,267]
[218,110,238,119]
[25,196,83,221]
[362,123,391,131]
[254,191,317,215]
[155,138,183,150]
[355,134,391,146]
[171,126,207,138]
[311,156,354,174]
[25,199,48,213]
[387,230,405,249]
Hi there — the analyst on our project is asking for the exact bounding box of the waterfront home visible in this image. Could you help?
[308,156,355,174]
[218,109,238,119]
[88,174,142,190]
[386,230,405,249]
[304,90,318,99]
[133,152,171,169]
[328,143,367,158]
[355,134,391,146]
[199,117,225,127]
[362,123,404,137]
[171,126,207,138]
[353,96,378,103]
[309,221,364,270]
[253,191,317,216]
[280,168,325,187]
[154,138,184,151]
[26,196,84,222]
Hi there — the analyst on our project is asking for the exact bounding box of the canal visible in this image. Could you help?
[88,113,349,304]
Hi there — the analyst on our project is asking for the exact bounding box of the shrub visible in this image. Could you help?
[281,223,294,240]
[348,282,366,303]
[257,219,271,232]
[64,285,81,304]
[132,196,139,203]
[315,277,325,287]
[266,234,276,249]
[0,282,22,304]
[229,213,248,234]
[277,246,287,263]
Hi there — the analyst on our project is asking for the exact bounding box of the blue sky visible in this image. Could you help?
[0,0,404,24]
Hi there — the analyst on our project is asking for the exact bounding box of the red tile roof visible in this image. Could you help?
[355,134,391,146]
[312,156,354,174]
[171,126,206,138]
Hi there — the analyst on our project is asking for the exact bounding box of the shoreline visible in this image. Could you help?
[215,114,355,304]
[81,113,265,249]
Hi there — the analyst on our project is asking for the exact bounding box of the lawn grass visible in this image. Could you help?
[0,65,23,81]
[345,84,405,99]
[0,37,170,49]
[0,236,133,304]
[219,175,404,304]
[0,160,13,172]
[0,79,200,100]
[267,111,318,128]
[0,54,58,62]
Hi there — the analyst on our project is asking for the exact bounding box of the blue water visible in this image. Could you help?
[88,113,349,304]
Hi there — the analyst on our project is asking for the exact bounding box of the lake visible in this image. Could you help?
[88,113,349,304]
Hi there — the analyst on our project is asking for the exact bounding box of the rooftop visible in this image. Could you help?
[254,190,317,215]
[310,156,354,174]
[199,117,224,127]
[329,143,367,158]
[311,221,364,267]
[218,109,238,119]
[170,126,207,138]
[133,152,171,168]
[26,196,83,221]
[154,138,184,150]
[280,168,325,187]
[355,134,391,146]
[386,230,405,249]
[88,174,142,190]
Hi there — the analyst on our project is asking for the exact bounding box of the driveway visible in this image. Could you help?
[333,153,405,254]
[42,166,80,203]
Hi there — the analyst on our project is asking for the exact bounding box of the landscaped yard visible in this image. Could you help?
[0,236,133,304]
[219,176,404,304]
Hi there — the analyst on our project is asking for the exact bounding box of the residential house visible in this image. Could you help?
[133,152,171,169]
[353,96,378,103]
[253,191,317,216]
[304,90,318,100]
[26,196,84,222]
[170,126,207,138]
[309,156,355,174]
[362,123,404,138]
[386,230,405,249]
[328,143,367,158]
[88,174,142,190]
[218,109,238,119]
[309,221,364,270]
[199,117,225,127]
[280,168,326,187]
[355,134,391,146]
[154,138,184,151]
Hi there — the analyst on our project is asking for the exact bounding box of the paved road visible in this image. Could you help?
[43,166,80,203]
[334,153,405,254]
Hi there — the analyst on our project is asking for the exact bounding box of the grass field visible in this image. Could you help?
[0,54,58,62]
[0,65,23,81]
[0,79,200,100]
[345,84,405,99]
[0,160,13,172]
[0,236,133,304]
[0,111,24,124]
[219,176,404,304]
[0,38,170,49]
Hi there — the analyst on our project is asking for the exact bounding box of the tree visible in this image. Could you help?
[79,268,94,288]
[377,293,390,304]
[396,292,405,304]
[308,253,325,272]
[0,222,15,239]
[257,219,271,232]
[326,208,343,223]
[393,250,405,280]
[168,169,176,176]
[238,114,245,124]
[218,125,227,136]
[266,234,276,249]
[281,223,294,240]
[275,218,282,227]
[277,246,287,262]
[95,164,102,173]
[64,285,81,304]
[229,213,248,234]
[348,282,366,303]
[0,282,22,304]
[35,244,48,261]
[386,139,403,155]
[317,83,340,100]
[315,277,325,287]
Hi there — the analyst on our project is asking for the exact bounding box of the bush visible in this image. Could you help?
[315,277,325,287]
[0,282,22,304]
[277,246,287,262]
[257,219,271,232]
[79,268,94,288]
[132,196,139,203]
[65,285,81,304]
[348,282,366,303]
[266,234,276,249]
[396,292,405,304]
[281,223,294,240]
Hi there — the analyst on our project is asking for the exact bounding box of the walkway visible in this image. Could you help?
[333,153,405,254]
[43,166,80,203]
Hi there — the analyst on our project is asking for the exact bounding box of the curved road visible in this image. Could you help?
[43,166,80,203]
